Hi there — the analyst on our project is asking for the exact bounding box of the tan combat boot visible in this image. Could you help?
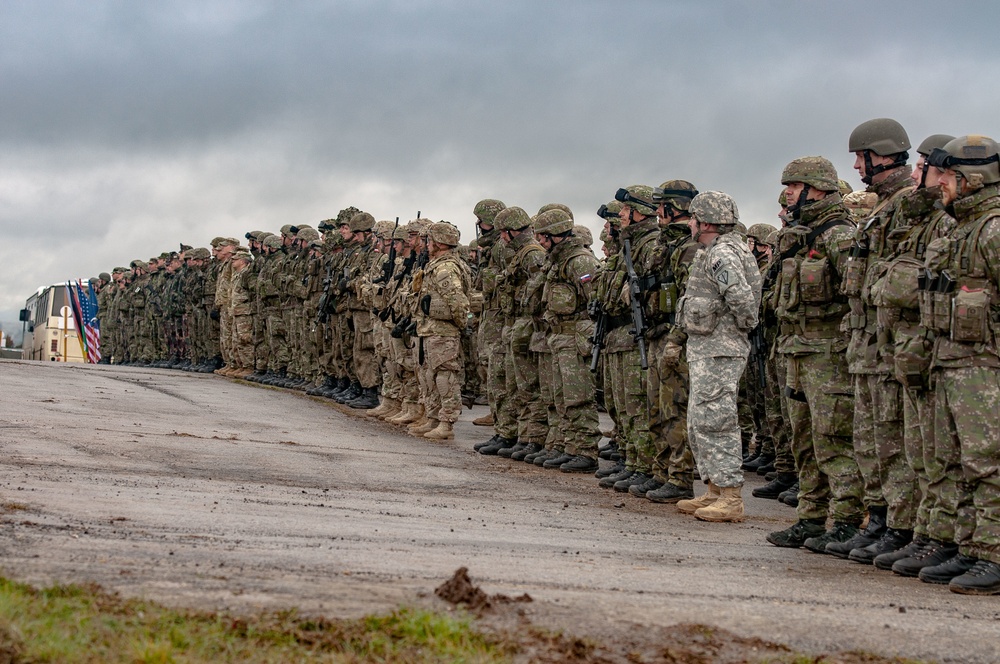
[676,482,720,515]
[694,486,745,523]
[423,420,454,440]
[378,399,403,421]
[367,397,397,418]
[409,418,438,435]
[472,412,494,426]
[387,402,420,425]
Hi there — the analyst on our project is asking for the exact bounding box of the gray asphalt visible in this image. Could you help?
[0,359,996,662]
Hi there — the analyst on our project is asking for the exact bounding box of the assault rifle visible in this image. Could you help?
[316,262,337,324]
[749,324,767,388]
[589,300,608,373]
[374,216,400,285]
[622,238,649,369]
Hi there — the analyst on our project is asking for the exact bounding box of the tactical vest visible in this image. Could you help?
[775,220,852,339]
[544,242,595,323]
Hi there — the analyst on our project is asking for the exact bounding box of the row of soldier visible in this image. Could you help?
[93,118,1000,596]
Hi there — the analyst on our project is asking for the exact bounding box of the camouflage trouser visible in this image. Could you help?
[766,348,795,474]
[647,335,694,489]
[549,326,601,459]
[487,323,517,439]
[266,308,289,372]
[538,351,564,452]
[742,352,771,453]
[785,352,863,525]
[281,306,299,375]
[337,312,356,382]
[606,348,652,473]
[928,366,1000,564]
[219,310,233,365]
[352,309,378,389]
[903,386,938,539]
[422,335,462,424]
[461,327,481,399]
[506,320,547,444]
[688,355,746,489]
[232,314,254,370]
[252,306,268,372]
[851,373,887,511]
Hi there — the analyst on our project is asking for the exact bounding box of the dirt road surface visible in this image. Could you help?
[0,359,997,662]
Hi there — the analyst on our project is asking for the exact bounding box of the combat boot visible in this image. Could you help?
[804,522,860,554]
[741,453,772,472]
[677,482,720,514]
[498,441,528,458]
[424,421,454,441]
[336,382,362,403]
[480,436,517,456]
[874,534,926,570]
[511,443,542,461]
[377,399,403,421]
[645,482,694,504]
[752,472,797,499]
[694,486,744,522]
[367,396,398,418]
[595,461,625,479]
[628,476,664,498]
[779,482,799,507]
[347,387,379,409]
[949,560,1000,595]
[892,539,958,577]
[472,412,494,426]
[523,446,551,463]
[474,434,501,452]
[409,418,438,436]
[850,528,912,565]
[919,553,978,585]
[543,452,575,469]
[533,448,562,466]
[826,506,887,558]
[599,441,619,461]
[326,377,349,398]
[614,471,650,493]
[560,456,599,473]
[598,468,633,489]
[388,403,422,425]
[766,518,826,548]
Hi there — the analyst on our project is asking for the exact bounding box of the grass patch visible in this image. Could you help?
[0,576,512,663]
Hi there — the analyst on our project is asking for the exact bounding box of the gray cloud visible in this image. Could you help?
[2,0,1000,322]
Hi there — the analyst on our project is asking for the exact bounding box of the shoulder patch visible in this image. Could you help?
[711,258,723,273]
[716,270,729,285]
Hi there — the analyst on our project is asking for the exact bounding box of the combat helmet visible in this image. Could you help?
[473,199,506,227]
[597,200,623,224]
[574,225,594,247]
[690,191,739,227]
[928,135,1000,190]
[348,212,375,232]
[849,118,911,184]
[914,134,956,189]
[652,179,699,215]
[746,223,777,246]
[428,221,461,246]
[534,209,574,235]
[373,219,397,240]
[614,185,658,218]
[494,206,533,231]
[537,203,573,219]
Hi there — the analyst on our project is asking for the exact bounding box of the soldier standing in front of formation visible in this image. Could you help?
[766,157,862,549]
[674,192,761,522]
[907,135,1000,594]
[414,222,472,441]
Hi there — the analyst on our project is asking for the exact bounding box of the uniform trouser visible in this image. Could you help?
[252,306,268,371]
[392,335,420,403]
[462,326,481,398]
[927,366,1000,563]
[538,351,564,451]
[421,335,462,423]
[506,329,547,444]
[266,309,289,371]
[414,337,433,419]
[743,352,771,453]
[488,325,517,439]
[219,311,233,365]
[351,310,378,389]
[338,312,356,381]
[280,306,298,374]
[232,314,254,369]
[852,373,887,511]
[606,348,652,473]
[903,386,939,538]
[379,325,399,398]
[785,352,864,524]
[647,336,694,489]
[872,374,918,529]
[549,329,601,459]
[688,355,747,489]
[766,348,795,474]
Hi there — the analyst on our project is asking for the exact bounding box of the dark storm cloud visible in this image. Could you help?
[2,0,1000,318]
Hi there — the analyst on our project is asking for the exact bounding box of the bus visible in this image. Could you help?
[22,284,86,363]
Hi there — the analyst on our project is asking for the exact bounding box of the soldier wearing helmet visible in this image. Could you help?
[906,135,1000,593]
[767,156,863,551]
[411,222,473,442]
[476,207,548,458]
[672,192,761,523]
[597,200,623,255]
[834,119,918,562]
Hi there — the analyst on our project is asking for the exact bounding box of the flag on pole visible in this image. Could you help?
[66,280,101,363]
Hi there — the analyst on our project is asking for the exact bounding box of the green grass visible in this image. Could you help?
[0,576,512,663]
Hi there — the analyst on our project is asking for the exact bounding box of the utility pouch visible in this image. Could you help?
[776,258,799,318]
[951,288,991,343]
[799,255,833,304]
[931,291,952,333]
[842,245,869,298]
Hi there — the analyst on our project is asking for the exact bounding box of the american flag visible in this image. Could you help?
[67,279,101,363]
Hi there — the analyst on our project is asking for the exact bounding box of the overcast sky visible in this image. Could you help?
[3,0,1000,327]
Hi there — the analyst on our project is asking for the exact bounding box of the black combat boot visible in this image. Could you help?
[498,441,528,459]
[543,452,575,469]
[850,528,912,564]
[892,539,959,577]
[742,452,772,472]
[874,535,927,570]
[752,472,797,499]
[598,467,633,489]
[474,434,501,452]
[919,553,979,584]
[645,482,694,504]
[779,482,800,507]
[949,560,1000,595]
[614,471,650,493]
[826,506,887,558]
[560,456,599,473]
[628,476,664,498]
[511,443,542,461]
[595,460,625,479]
[599,441,619,461]
[523,446,551,463]
[347,387,379,409]
[804,522,860,554]
[335,382,362,403]
[767,518,827,548]
[479,436,517,456]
